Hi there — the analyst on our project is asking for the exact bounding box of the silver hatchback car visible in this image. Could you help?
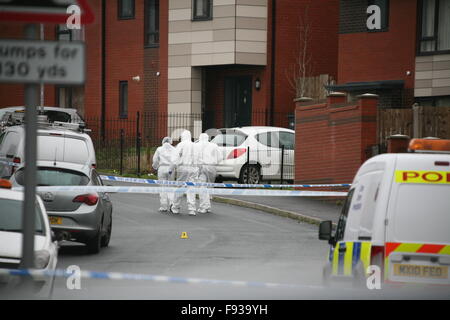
[10,161,112,254]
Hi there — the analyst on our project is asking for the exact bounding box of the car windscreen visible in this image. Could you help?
[43,110,71,123]
[15,167,90,186]
[0,198,44,234]
[393,184,450,244]
[211,131,247,147]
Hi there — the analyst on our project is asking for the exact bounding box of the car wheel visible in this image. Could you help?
[101,216,112,248]
[239,164,261,184]
[86,225,101,254]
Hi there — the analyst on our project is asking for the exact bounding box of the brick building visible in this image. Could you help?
[0,0,339,141]
[329,0,450,108]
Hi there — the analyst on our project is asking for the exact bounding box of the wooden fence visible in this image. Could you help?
[378,106,450,149]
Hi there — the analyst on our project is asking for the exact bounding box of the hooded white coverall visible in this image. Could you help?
[170,130,198,214]
[194,133,222,213]
[152,137,175,211]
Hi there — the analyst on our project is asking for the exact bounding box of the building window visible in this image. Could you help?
[193,0,212,21]
[56,25,72,41]
[119,81,128,118]
[416,95,450,107]
[145,0,159,47]
[419,0,450,54]
[367,0,389,31]
[56,86,73,108]
[118,0,135,20]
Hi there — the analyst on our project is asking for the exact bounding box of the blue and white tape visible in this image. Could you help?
[100,175,351,189]
[0,159,18,167]
[0,268,323,290]
[12,185,348,197]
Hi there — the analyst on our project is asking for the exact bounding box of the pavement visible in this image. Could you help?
[212,194,345,226]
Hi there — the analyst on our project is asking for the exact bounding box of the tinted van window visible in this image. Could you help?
[16,167,89,186]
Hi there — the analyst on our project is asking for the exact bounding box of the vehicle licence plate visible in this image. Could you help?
[49,217,62,225]
[393,264,448,279]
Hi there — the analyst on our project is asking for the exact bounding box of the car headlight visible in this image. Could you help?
[34,250,50,269]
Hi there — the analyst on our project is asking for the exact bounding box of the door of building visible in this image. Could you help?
[224,76,252,128]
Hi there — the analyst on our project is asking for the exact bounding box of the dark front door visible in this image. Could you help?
[224,76,252,128]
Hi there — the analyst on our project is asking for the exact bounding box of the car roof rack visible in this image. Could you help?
[1,110,90,134]
[50,121,91,133]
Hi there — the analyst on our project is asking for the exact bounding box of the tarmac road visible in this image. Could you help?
[48,191,334,299]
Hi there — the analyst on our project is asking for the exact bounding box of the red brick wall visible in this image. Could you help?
[295,94,379,184]
[104,0,144,120]
[83,0,102,119]
[338,0,417,90]
[0,23,56,108]
[274,0,339,114]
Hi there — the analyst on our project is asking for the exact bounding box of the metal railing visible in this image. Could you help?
[84,111,295,177]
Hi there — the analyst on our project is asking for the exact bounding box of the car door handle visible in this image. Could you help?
[338,247,346,253]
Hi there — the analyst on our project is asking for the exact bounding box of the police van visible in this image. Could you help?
[318,138,450,287]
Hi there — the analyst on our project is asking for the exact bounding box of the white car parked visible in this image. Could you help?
[0,179,58,298]
[210,126,295,184]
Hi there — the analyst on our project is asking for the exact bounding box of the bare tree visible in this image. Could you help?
[285,4,313,99]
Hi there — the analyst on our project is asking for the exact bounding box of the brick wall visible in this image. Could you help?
[338,0,417,92]
[295,93,379,184]
[274,0,339,114]
[104,0,144,120]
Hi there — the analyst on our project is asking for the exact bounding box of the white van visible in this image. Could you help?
[319,138,450,287]
[0,124,96,179]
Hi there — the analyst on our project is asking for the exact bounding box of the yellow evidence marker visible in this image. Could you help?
[181,232,189,239]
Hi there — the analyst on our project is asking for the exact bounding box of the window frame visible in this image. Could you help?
[144,0,160,48]
[118,0,135,20]
[417,0,450,56]
[192,0,213,21]
[119,81,129,119]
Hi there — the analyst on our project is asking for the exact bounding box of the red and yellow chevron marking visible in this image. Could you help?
[386,242,450,257]
[385,242,450,279]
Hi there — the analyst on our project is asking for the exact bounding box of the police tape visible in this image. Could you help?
[0,159,18,167]
[12,185,348,197]
[0,160,351,188]
[100,175,352,189]
[0,268,323,290]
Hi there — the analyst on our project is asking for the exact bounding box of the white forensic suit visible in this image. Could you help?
[152,137,176,212]
[194,133,222,213]
[170,130,198,215]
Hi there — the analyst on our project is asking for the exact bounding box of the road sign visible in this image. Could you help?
[0,39,85,84]
[0,0,94,24]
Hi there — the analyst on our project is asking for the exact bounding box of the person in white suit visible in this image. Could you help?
[170,130,198,215]
[194,133,222,213]
[152,136,176,212]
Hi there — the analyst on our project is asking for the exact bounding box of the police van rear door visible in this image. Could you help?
[385,154,450,285]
